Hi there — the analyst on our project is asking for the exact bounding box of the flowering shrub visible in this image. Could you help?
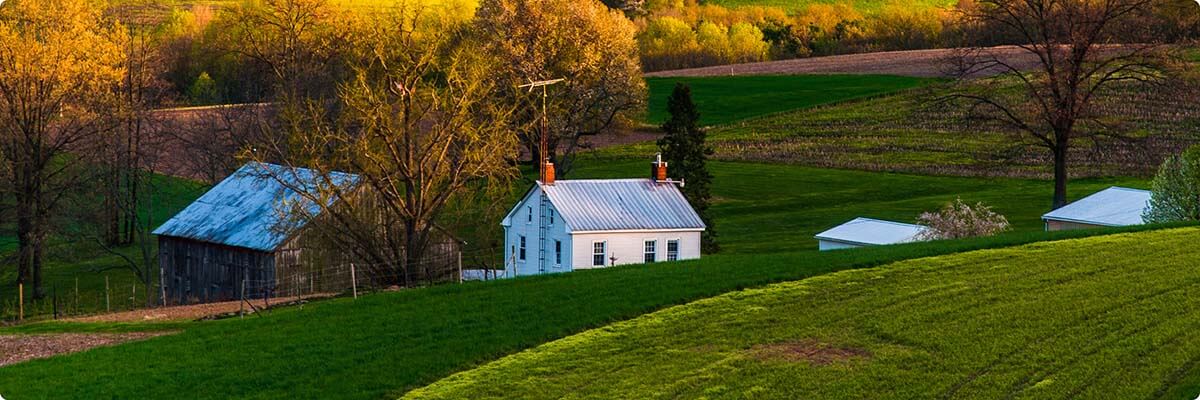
[917,199,1010,240]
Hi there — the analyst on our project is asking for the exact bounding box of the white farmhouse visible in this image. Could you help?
[814,217,929,251]
[1041,186,1151,231]
[501,156,706,276]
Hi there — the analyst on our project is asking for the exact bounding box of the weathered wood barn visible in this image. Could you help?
[153,162,361,305]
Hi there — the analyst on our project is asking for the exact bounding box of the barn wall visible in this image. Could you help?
[1045,220,1107,231]
[818,240,862,251]
[570,231,702,270]
[159,236,275,305]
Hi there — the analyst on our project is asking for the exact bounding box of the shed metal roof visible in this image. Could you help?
[153,162,358,252]
[1041,186,1150,227]
[503,179,706,233]
[814,217,928,246]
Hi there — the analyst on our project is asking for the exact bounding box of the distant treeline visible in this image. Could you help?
[105,0,1200,105]
[630,0,1200,71]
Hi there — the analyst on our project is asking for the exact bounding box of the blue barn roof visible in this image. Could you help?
[153,162,358,252]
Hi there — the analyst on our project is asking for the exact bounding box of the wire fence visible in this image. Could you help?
[1,248,507,323]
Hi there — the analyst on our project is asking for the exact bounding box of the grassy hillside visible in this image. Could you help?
[407,227,1200,399]
[644,74,936,126]
[0,228,1171,399]
[633,77,1197,179]
[0,159,1159,399]
[704,0,958,14]
[567,160,1142,255]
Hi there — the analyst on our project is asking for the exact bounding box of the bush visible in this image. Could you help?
[917,198,1011,240]
[1144,146,1200,223]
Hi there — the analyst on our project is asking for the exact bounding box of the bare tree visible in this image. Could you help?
[0,0,127,298]
[252,6,517,286]
[945,0,1180,209]
[475,0,645,176]
[219,0,350,102]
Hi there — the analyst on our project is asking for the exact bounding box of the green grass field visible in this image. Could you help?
[0,158,1164,399]
[644,74,937,126]
[641,77,1198,179]
[705,0,957,14]
[407,227,1200,399]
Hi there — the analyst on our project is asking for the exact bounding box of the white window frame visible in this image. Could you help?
[554,240,563,267]
[643,239,657,263]
[519,236,526,261]
[549,208,555,225]
[592,241,607,267]
[667,239,680,261]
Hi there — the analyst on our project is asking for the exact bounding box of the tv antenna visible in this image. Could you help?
[518,78,565,178]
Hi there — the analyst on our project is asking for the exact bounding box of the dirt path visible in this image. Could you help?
[66,293,335,323]
[645,46,1040,78]
[0,332,173,367]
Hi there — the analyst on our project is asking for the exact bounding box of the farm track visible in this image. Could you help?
[645,46,1041,78]
[0,332,173,367]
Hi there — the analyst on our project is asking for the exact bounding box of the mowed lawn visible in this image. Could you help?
[407,227,1200,399]
[0,160,1160,399]
[644,74,936,126]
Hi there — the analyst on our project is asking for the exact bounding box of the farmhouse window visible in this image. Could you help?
[555,240,562,265]
[593,241,607,266]
[667,240,679,261]
[527,207,532,223]
[644,240,657,263]
[519,236,526,261]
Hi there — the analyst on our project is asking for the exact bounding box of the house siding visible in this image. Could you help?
[570,231,701,269]
[505,186,573,276]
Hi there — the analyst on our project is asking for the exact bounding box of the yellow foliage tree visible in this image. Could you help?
[0,0,127,298]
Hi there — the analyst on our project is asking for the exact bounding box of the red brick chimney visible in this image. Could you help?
[541,158,556,185]
[651,153,667,182]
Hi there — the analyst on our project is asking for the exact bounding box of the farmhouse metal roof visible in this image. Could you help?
[503,179,706,233]
[152,162,358,252]
[1041,186,1151,227]
[814,217,928,247]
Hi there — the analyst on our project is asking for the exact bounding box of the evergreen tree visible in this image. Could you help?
[658,83,718,253]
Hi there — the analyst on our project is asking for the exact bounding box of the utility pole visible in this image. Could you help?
[518,78,565,276]
[518,78,565,176]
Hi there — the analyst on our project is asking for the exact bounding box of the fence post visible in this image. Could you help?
[53,286,58,320]
[240,274,246,319]
[131,284,136,310]
[457,251,463,284]
[350,263,358,299]
[18,283,23,321]
[105,275,110,312]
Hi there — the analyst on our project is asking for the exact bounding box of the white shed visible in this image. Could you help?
[501,156,706,276]
[1041,186,1151,231]
[814,217,929,251]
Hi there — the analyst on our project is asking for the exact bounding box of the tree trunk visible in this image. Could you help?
[1052,143,1069,210]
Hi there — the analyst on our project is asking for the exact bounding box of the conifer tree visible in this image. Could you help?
[658,83,718,253]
